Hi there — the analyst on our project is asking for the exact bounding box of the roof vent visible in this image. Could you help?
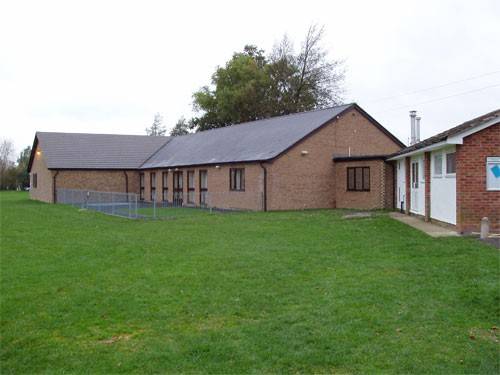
[415,116,421,143]
[409,110,417,145]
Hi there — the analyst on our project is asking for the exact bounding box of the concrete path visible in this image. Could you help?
[389,212,459,237]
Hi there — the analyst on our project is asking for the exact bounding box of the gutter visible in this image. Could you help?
[259,162,267,212]
[52,170,59,203]
[387,141,448,160]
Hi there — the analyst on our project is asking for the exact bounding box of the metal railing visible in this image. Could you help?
[56,188,264,219]
[57,188,139,218]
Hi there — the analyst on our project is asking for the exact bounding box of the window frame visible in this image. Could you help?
[199,170,208,205]
[346,166,370,192]
[187,170,195,204]
[486,156,500,191]
[446,151,456,175]
[433,153,443,177]
[139,173,145,200]
[411,161,419,188]
[173,171,183,205]
[162,171,168,201]
[229,168,245,191]
[150,172,156,201]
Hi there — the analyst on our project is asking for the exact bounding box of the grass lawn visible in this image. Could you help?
[1,192,498,374]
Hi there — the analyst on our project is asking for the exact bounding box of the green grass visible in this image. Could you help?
[1,192,498,374]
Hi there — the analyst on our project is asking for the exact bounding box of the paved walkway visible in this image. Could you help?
[389,212,459,237]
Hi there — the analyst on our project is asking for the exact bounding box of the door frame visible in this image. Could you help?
[173,171,183,205]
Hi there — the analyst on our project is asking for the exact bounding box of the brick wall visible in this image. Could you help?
[28,107,402,211]
[55,170,139,196]
[334,160,394,209]
[142,163,264,210]
[266,107,402,210]
[29,145,55,203]
[456,124,500,233]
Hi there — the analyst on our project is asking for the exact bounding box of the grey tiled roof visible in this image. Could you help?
[30,103,404,171]
[34,132,170,169]
[391,108,500,157]
[141,104,354,168]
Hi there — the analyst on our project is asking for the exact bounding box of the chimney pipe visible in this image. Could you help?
[410,110,417,145]
[416,116,421,143]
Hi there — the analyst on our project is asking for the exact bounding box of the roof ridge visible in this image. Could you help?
[391,107,500,157]
[173,103,355,139]
[139,137,175,167]
[36,131,170,138]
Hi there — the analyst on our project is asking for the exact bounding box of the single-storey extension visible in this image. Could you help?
[28,103,404,210]
[390,109,499,234]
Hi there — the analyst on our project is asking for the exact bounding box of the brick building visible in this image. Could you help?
[28,103,404,211]
[390,109,500,234]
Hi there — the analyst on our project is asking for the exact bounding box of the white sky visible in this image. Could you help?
[1,0,499,156]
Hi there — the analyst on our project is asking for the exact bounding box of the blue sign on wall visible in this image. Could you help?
[487,157,500,191]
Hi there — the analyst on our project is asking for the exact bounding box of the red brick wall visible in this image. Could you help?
[456,124,500,233]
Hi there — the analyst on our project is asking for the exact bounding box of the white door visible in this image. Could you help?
[396,159,406,211]
[410,155,425,215]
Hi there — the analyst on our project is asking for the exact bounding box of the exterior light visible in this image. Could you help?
[301,150,309,156]
[36,151,41,156]
[215,165,220,169]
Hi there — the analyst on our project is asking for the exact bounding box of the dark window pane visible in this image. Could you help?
[363,168,370,190]
[347,168,355,190]
[446,152,456,174]
[355,168,363,190]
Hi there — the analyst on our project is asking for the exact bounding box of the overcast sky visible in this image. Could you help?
[1,0,499,156]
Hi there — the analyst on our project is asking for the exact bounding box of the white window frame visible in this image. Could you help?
[433,153,443,178]
[445,151,456,177]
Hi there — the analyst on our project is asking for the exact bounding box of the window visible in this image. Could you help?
[347,167,370,191]
[162,172,168,201]
[230,168,245,191]
[32,173,37,188]
[173,171,183,205]
[486,156,500,191]
[411,162,419,188]
[150,172,156,201]
[433,153,443,176]
[187,171,195,204]
[139,173,145,200]
[199,170,208,206]
[446,152,456,174]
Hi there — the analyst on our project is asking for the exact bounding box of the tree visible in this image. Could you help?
[0,139,15,190]
[191,45,270,131]
[145,113,167,136]
[16,146,31,189]
[170,117,190,136]
[190,25,344,132]
[291,25,344,111]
